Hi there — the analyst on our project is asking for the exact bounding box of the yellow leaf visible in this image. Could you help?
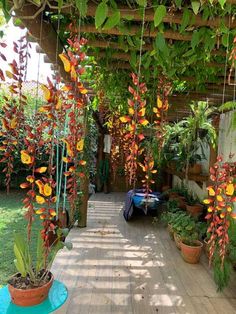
[36,195,45,204]
[226,183,234,196]
[79,160,87,166]
[59,53,71,72]
[21,150,33,165]
[10,118,17,129]
[138,108,146,117]
[203,199,212,204]
[216,195,223,202]
[49,209,57,217]
[139,119,149,126]
[26,176,34,183]
[151,169,157,174]
[153,107,158,113]
[56,99,62,110]
[157,96,163,108]
[35,180,44,195]
[63,157,69,163]
[43,183,52,197]
[70,65,77,81]
[36,208,46,214]
[41,85,51,101]
[35,167,47,173]
[227,206,232,212]
[76,139,84,152]
[207,187,215,196]
[128,107,135,115]
[120,116,131,123]
[5,70,14,79]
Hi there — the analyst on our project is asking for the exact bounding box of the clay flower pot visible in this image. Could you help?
[176,196,187,210]
[188,163,202,175]
[167,224,174,240]
[186,204,203,217]
[180,240,203,264]
[8,272,54,307]
[174,233,182,250]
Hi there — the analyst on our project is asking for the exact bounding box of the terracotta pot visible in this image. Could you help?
[167,224,174,240]
[174,233,182,250]
[162,185,170,193]
[180,240,203,264]
[176,196,187,210]
[186,204,203,217]
[8,272,54,307]
[188,163,202,175]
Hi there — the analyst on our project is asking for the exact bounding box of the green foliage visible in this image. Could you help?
[103,10,120,30]
[76,0,88,17]
[213,256,232,291]
[95,1,108,28]
[154,5,166,27]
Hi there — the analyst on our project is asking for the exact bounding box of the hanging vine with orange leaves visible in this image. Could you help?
[204,156,236,268]
[120,73,149,186]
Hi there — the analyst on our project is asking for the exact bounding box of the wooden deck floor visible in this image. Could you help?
[53,193,236,314]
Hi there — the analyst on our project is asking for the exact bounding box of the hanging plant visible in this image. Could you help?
[120,73,148,185]
[204,156,236,270]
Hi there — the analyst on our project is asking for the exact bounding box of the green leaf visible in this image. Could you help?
[191,1,200,15]
[14,244,27,277]
[58,0,63,12]
[222,33,229,47]
[95,1,108,29]
[180,9,191,33]
[155,33,166,52]
[127,36,135,47]
[103,10,120,30]
[136,0,147,7]
[154,5,167,27]
[218,0,226,9]
[191,30,200,49]
[130,51,137,69]
[175,0,182,8]
[36,232,44,273]
[123,14,134,21]
[76,0,88,17]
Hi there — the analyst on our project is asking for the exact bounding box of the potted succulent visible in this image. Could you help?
[179,218,206,264]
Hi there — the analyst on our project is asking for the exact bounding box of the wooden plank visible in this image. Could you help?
[53,193,236,314]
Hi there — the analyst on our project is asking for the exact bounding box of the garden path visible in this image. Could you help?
[53,193,236,314]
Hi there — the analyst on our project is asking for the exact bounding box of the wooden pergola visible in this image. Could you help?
[13,1,236,121]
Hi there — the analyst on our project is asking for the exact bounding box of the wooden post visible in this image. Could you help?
[209,115,220,171]
[78,174,89,228]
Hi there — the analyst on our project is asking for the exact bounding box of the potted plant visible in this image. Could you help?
[160,200,181,240]
[185,192,203,217]
[8,227,71,306]
[171,211,190,250]
[179,218,206,264]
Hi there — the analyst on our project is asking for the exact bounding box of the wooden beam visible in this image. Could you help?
[89,50,228,69]
[85,2,236,29]
[15,5,69,82]
[79,24,192,41]
[87,39,226,57]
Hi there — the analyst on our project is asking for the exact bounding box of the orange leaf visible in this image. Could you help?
[59,53,71,72]
[35,167,47,173]
[36,195,45,204]
[41,85,51,101]
[120,116,131,123]
[20,182,29,189]
[138,108,146,117]
[43,184,52,197]
[226,183,234,196]
[79,160,87,166]
[157,96,163,108]
[70,65,77,81]
[49,209,57,217]
[139,119,149,126]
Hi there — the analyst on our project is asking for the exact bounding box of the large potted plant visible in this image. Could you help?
[179,217,206,264]
[8,229,71,306]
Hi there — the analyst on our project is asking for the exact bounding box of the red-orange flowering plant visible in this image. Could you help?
[204,156,236,269]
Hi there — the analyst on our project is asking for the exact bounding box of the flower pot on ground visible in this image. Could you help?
[174,232,182,250]
[181,240,203,264]
[188,163,202,175]
[176,196,187,210]
[186,204,203,217]
[8,271,54,306]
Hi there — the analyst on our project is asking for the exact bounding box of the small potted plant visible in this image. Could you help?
[8,228,71,306]
[185,192,203,217]
[188,154,202,175]
[160,200,181,240]
[179,218,206,264]
[171,212,190,250]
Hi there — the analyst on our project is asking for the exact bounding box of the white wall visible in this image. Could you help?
[172,111,236,199]
[218,111,236,162]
